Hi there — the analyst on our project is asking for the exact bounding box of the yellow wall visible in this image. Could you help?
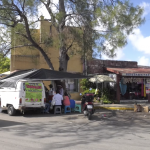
[10,20,83,100]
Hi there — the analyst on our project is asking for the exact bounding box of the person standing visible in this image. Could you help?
[49,84,54,101]
[58,85,64,97]
[44,102,50,113]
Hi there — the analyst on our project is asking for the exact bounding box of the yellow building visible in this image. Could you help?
[10,19,84,100]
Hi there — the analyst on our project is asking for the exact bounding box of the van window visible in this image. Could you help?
[23,83,25,91]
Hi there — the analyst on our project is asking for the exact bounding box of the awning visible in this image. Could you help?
[89,75,115,83]
[0,69,88,88]
[106,67,150,76]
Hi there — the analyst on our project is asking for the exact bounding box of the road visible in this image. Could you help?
[1,109,150,150]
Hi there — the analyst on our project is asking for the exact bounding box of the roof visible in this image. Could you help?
[0,71,10,75]
[0,69,88,88]
[0,70,20,78]
[0,71,10,77]
[106,67,150,76]
[138,65,150,68]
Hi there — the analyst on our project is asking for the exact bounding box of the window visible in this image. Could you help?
[65,79,79,92]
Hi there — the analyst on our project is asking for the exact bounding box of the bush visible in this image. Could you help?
[100,88,115,104]
[101,95,111,104]
[81,89,96,95]
[80,79,91,91]
[80,79,117,104]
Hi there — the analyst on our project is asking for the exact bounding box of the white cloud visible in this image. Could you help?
[138,56,150,66]
[128,28,150,54]
[102,48,125,60]
[140,2,150,16]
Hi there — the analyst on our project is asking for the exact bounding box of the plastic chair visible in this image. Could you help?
[64,105,71,114]
[75,104,81,113]
[54,106,61,114]
[69,99,75,112]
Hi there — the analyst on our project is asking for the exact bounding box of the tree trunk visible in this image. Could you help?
[59,46,69,72]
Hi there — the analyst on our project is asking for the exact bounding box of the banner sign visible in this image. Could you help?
[146,79,150,83]
[25,82,42,102]
[122,73,150,76]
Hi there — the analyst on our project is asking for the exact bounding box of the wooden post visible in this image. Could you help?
[148,93,150,102]
[116,74,121,103]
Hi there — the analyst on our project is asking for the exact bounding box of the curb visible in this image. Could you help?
[94,106,134,110]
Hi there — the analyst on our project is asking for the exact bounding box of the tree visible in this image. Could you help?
[0,53,10,73]
[0,0,54,70]
[41,0,144,72]
[0,0,145,72]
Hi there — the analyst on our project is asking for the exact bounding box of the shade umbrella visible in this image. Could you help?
[89,75,116,98]
[89,75,116,83]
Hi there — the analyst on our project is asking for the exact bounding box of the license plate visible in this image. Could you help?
[87,105,93,109]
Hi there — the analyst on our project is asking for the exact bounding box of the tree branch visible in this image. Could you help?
[66,38,75,52]
[22,0,25,12]
[15,32,28,39]
[3,44,34,56]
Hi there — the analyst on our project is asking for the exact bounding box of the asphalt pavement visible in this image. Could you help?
[1,109,150,150]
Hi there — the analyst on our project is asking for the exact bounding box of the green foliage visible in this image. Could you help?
[101,88,116,104]
[0,54,10,73]
[80,79,91,91]
[81,89,96,95]
[93,0,145,58]
[80,79,118,103]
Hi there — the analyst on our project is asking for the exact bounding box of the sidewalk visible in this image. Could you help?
[75,100,150,110]
[95,103,150,110]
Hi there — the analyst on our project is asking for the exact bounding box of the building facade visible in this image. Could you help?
[10,19,84,100]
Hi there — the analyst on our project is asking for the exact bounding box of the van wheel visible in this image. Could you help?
[7,105,16,116]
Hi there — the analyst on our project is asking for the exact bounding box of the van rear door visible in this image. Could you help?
[23,82,44,107]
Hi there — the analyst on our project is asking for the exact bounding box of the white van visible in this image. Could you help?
[0,80,46,116]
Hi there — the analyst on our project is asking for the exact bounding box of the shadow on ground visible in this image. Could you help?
[1,110,150,149]
[0,119,26,127]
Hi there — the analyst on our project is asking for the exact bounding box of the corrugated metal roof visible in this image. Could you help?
[106,67,150,75]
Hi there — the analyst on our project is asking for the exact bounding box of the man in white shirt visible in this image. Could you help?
[53,90,63,105]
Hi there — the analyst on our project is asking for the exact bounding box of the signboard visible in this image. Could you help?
[147,79,150,83]
[122,73,150,76]
[25,82,42,102]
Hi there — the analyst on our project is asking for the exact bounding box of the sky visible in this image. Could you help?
[102,0,150,66]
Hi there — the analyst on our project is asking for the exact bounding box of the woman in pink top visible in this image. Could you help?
[63,92,70,106]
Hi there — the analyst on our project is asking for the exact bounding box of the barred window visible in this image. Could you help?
[65,79,79,93]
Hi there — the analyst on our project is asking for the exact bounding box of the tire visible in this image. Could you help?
[88,112,92,120]
[7,105,16,116]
